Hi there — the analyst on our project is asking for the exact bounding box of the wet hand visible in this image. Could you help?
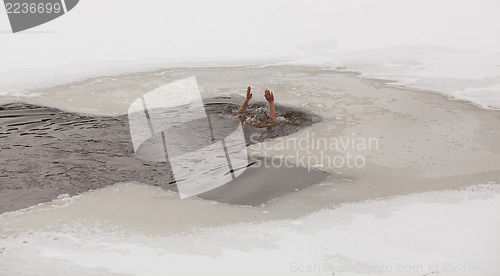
[246,86,252,100]
[264,89,274,103]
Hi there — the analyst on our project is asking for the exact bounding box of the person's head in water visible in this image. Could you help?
[237,86,276,119]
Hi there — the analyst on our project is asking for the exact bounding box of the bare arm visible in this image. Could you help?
[237,86,252,113]
[265,89,276,119]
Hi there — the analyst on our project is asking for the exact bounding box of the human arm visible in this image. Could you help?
[237,86,252,113]
[264,89,276,119]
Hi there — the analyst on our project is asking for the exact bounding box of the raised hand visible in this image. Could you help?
[238,86,253,114]
[246,86,252,100]
[264,89,276,119]
[264,89,274,103]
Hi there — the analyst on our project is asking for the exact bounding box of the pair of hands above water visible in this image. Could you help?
[245,86,274,103]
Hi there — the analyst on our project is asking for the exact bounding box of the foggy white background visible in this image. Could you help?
[1,0,499,71]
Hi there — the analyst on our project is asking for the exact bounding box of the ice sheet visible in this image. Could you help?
[1,184,499,275]
[1,0,499,110]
